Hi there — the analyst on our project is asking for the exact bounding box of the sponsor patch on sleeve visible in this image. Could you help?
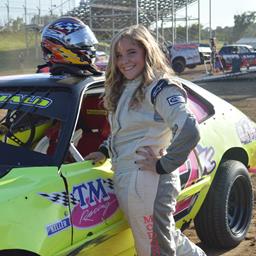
[167,95,186,106]
[151,79,169,104]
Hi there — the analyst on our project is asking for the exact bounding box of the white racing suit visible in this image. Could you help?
[99,77,206,256]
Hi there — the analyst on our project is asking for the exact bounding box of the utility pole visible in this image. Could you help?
[136,0,139,25]
[24,0,27,24]
[37,0,41,25]
[172,0,175,44]
[50,0,53,16]
[198,0,201,43]
[5,0,10,29]
[209,0,212,38]
[35,0,42,59]
[61,0,63,16]
[23,0,29,54]
[112,1,115,38]
[185,0,188,43]
[156,0,158,42]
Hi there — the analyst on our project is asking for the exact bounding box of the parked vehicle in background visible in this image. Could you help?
[167,43,212,73]
[198,43,212,64]
[95,51,109,71]
[219,44,256,70]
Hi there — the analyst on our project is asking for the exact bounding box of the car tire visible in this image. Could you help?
[172,59,185,73]
[194,160,253,249]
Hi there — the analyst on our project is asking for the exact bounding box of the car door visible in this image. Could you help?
[58,86,131,255]
[59,160,132,255]
[0,110,72,256]
[239,46,256,66]
[174,85,216,227]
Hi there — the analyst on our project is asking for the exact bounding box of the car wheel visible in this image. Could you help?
[172,59,185,73]
[194,160,253,249]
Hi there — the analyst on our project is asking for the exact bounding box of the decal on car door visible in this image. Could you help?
[39,177,119,234]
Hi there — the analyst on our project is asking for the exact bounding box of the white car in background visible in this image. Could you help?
[167,43,212,73]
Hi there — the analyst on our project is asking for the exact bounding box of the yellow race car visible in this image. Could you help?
[0,73,255,255]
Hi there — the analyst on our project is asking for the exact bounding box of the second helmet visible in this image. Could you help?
[41,17,98,67]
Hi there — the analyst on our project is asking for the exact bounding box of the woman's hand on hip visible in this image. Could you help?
[135,146,164,172]
[84,151,106,165]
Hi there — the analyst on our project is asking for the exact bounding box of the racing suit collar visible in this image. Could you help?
[123,75,143,88]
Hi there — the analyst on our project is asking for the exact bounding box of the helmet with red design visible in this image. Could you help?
[41,16,99,73]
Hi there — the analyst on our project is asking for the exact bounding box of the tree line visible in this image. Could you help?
[162,11,256,44]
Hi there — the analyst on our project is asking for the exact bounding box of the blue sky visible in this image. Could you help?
[184,0,256,28]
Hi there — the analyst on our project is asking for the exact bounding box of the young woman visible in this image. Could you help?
[85,24,206,256]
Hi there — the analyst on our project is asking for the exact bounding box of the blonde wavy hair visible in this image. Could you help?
[104,24,177,112]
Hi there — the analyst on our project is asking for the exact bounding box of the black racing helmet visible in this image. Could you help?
[41,16,98,68]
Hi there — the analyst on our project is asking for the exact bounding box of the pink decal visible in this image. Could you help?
[71,178,119,228]
[72,193,118,228]
[179,151,200,188]
[175,196,193,215]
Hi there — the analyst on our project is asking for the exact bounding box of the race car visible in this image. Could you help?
[219,44,256,70]
[0,73,255,256]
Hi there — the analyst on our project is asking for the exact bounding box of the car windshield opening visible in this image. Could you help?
[0,86,71,167]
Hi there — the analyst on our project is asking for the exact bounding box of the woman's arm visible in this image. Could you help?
[154,85,200,174]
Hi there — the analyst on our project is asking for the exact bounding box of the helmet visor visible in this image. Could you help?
[64,25,98,49]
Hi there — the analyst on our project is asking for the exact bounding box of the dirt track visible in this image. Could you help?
[180,68,256,256]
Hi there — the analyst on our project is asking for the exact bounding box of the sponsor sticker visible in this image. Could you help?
[236,118,256,144]
[151,79,168,104]
[40,178,119,234]
[166,95,185,106]
[46,217,71,236]
[0,93,52,108]
[71,178,119,228]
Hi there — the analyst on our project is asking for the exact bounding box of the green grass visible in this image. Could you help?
[0,32,28,51]
[0,68,35,76]
[0,31,43,74]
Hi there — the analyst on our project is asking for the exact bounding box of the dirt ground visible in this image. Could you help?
[180,66,256,256]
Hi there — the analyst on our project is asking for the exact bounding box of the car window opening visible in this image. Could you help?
[0,87,71,167]
[184,86,215,123]
[72,92,110,159]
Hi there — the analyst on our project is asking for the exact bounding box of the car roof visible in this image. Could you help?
[221,44,253,48]
[0,73,105,92]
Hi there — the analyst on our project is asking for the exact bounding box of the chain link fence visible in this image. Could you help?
[0,0,204,75]
[0,0,77,74]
